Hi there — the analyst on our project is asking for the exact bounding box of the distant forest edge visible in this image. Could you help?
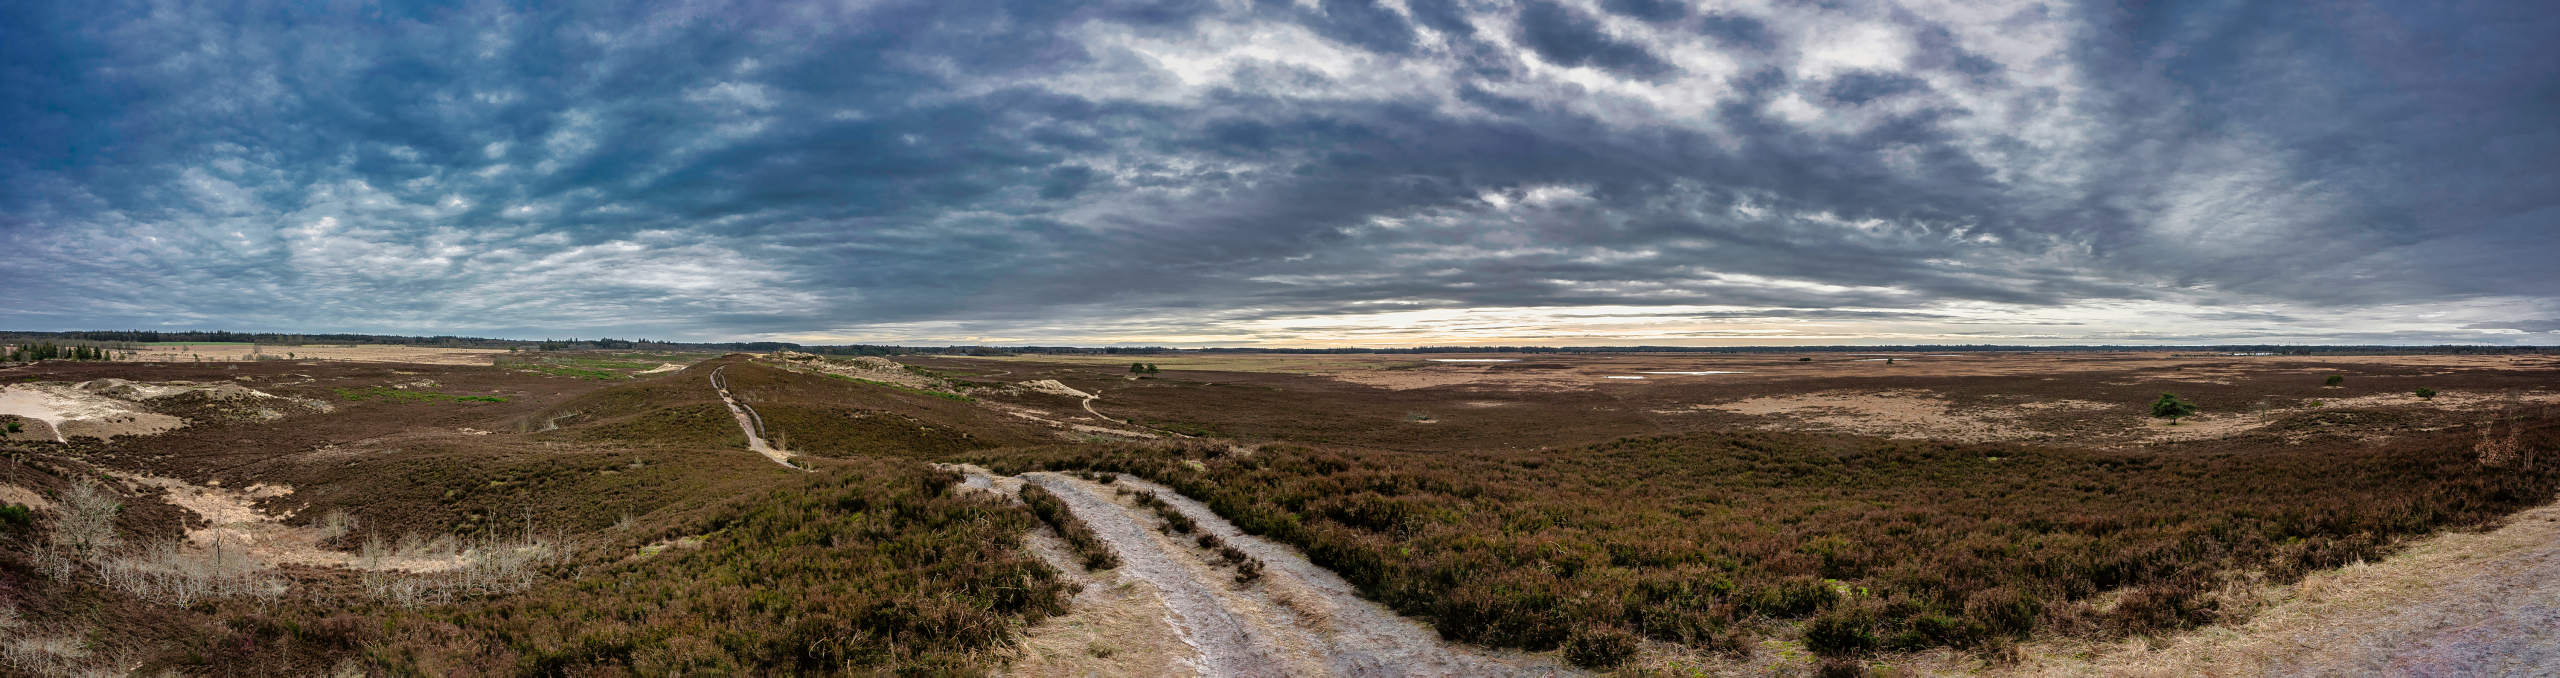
[0,330,2548,356]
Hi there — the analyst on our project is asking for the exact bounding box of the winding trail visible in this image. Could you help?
[987,470,1572,677]
[710,366,796,468]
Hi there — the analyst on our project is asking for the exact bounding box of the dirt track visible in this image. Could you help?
[997,471,1573,677]
[2020,501,2560,677]
[710,365,796,468]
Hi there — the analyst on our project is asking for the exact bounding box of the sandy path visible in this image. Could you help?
[1013,472,1572,677]
[709,366,795,468]
[2024,502,2560,677]
[1024,473,1300,676]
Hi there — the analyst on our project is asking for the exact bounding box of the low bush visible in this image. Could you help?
[1562,624,1641,669]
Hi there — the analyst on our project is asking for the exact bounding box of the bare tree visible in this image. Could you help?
[52,478,122,554]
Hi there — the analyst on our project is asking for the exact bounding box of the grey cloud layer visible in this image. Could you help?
[1,0,2553,343]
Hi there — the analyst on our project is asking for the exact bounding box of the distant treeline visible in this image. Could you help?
[0,330,767,353]
[4,342,119,362]
[4,330,2544,357]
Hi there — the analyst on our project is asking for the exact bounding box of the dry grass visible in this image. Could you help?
[1008,578,1196,677]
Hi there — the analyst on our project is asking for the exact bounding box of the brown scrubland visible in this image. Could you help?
[0,347,2552,675]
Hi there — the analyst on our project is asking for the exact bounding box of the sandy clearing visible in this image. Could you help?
[2018,501,2560,677]
[1327,367,1595,392]
[1704,390,2041,442]
[637,363,685,374]
[2314,389,2560,412]
[0,483,54,511]
[0,383,186,442]
[107,471,464,572]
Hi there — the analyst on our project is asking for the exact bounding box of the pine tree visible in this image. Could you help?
[2150,393,2200,425]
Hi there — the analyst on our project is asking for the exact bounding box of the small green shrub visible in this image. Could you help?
[1799,357,1813,361]
[2325,374,2345,387]
[0,503,31,529]
[2416,387,2437,400]
[2150,393,2199,424]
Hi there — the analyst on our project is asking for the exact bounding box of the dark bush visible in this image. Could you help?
[1802,599,1880,654]
[2326,374,2346,386]
[0,503,29,530]
[1562,625,1641,669]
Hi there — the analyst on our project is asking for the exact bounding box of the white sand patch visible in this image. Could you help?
[0,384,186,442]
[1604,376,1646,379]
[109,471,467,572]
[637,363,685,374]
[1641,371,1748,375]
[1425,359,1518,362]
[1018,379,1094,399]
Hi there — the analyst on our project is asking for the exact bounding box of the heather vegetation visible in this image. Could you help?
[1020,482,1120,570]
[359,457,1074,675]
[970,411,2560,663]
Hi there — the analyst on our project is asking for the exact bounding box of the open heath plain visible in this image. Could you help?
[1,347,2555,676]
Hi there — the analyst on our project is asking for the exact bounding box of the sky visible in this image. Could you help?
[2,0,2554,347]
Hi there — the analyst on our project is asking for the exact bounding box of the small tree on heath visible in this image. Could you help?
[2151,393,2200,425]
[2325,374,2345,387]
[2416,387,2437,400]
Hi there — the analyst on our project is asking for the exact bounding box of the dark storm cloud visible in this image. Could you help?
[0,0,2553,344]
